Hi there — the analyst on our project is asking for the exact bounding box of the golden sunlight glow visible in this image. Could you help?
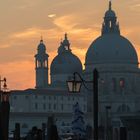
[0,0,140,89]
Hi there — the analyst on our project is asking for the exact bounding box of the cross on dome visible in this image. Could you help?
[109,0,112,10]
[64,33,68,40]
[63,33,70,48]
[40,35,43,43]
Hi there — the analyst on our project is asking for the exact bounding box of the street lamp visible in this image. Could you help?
[67,79,82,93]
[0,76,6,91]
[0,76,6,101]
[67,69,99,140]
[0,78,10,140]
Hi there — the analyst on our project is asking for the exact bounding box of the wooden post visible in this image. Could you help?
[93,69,99,140]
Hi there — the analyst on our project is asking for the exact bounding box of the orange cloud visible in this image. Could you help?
[0,0,137,91]
[48,14,56,18]
[10,28,43,39]
[54,15,77,31]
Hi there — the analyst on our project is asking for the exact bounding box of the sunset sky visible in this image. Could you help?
[0,0,140,90]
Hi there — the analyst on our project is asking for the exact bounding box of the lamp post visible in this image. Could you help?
[0,76,6,91]
[0,76,6,101]
[0,78,10,140]
[67,69,99,140]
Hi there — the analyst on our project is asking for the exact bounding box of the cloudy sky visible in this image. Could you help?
[0,0,140,90]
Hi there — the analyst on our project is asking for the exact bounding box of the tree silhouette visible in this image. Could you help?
[72,102,86,139]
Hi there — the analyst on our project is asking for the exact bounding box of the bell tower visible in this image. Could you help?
[35,38,49,88]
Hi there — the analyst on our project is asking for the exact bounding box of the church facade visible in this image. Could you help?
[9,2,140,139]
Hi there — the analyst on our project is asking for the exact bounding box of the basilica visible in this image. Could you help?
[9,1,140,140]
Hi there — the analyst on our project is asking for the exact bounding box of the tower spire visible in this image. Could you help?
[64,33,67,40]
[109,0,112,10]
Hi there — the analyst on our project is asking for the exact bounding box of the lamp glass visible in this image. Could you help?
[74,81,82,92]
[67,80,82,93]
[67,81,73,92]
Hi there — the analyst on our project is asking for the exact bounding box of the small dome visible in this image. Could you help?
[85,34,138,65]
[51,34,82,75]
[35,39,49,61]
[51,51,82,75]
[37,40,46,53]
[105,10,116,18]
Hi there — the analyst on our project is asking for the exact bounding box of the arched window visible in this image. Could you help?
[64,46,69,50]
[112,78,117,92]
[100,79,105,93]
[43,103,46,110]
[119,78,125,94]
[120,78,125,88]
[54,104,56,110]
[61,104,63,110]
[48,103,51,110]
[37,61,41,68]
[109,21,112,28]
[35,103,38,110]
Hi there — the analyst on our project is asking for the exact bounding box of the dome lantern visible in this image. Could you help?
[102,1,120,35]
[58,33,71,54]
[62,33,71,51]
[37,36,46,54]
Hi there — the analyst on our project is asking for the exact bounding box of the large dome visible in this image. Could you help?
[51,51,82,74]
[85,1,138,67]
[85,34,138,65]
